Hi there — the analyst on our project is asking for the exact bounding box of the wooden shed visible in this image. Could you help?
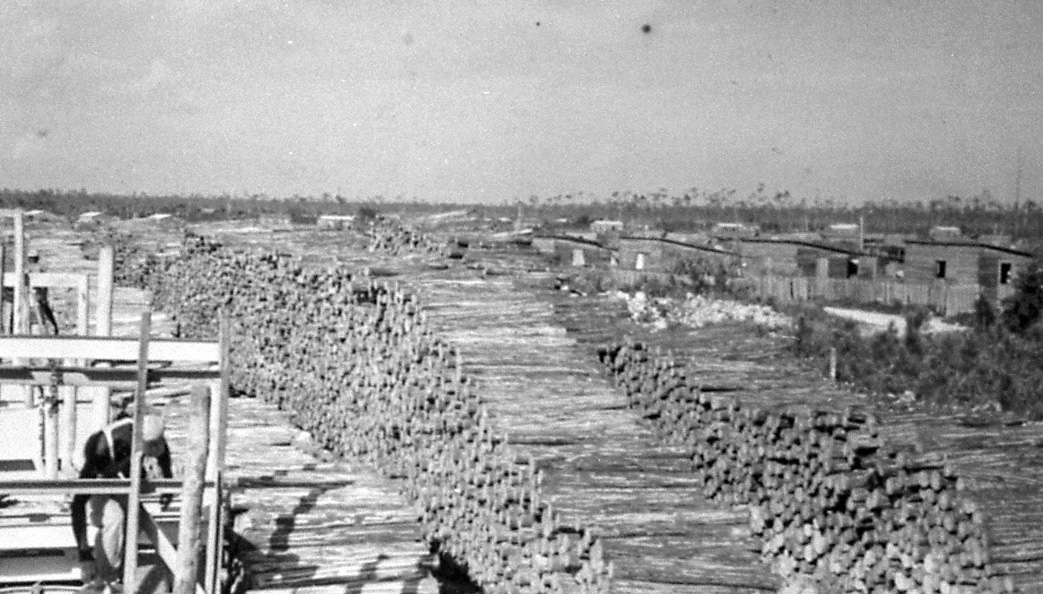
[617,237,740,273]
[903,240,1034,302]
[317,214,356,229]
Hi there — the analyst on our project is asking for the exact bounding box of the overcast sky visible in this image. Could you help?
[2,1,1041,204]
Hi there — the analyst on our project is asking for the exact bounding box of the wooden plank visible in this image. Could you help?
[141,506,205,594]
[2,271,89,289]
[97,245,114,338]
[0,336,221,363]
[0,477,211,494]
[0,366,221,388]
[76,274,90,338]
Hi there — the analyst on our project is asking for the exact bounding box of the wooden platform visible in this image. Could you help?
[156,393,439,594]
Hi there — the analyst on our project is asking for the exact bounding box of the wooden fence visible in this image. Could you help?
[747,275,982,316]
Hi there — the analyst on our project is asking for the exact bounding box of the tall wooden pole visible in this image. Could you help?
[14,212,32,408]
[204,311,230,593]
[13,212,28,337]
[123,311,151,594]
[97,246,114,338]
[173,386,211,594]
[91,246,115,431]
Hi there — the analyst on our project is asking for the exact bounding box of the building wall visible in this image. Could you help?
[550,238,611,267]
[904,244,981,285]
[618,238,665,271]
[740,242,800,276]
[618,238,737,273]
[532,237,556,255]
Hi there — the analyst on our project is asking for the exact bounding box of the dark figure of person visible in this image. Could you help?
[72,411,172,587]
[33,286,60,335]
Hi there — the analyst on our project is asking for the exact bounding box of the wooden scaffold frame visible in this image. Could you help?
[0,312,231,594]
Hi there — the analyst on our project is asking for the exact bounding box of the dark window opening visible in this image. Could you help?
[847,260,859,278]
[999,262,1013,284]
[936,260,947,279]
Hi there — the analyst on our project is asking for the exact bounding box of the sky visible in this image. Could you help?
[1,0,1041,204]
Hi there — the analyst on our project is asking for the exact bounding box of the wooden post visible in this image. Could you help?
[97,246,114,338]
[60,381,77,476]
[204,312,230,593]
[44,381,59,479]
[123,311,151,594]
[204,472,222,594]
[77,274,90,338]
[91,246,115,431]
[174,386,210,594]
[0,243,6,334]
[14,213,32,408]
[13,212,28,337]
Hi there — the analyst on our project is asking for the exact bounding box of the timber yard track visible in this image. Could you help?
[407,271,781,593]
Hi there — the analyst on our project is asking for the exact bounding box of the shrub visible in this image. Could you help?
[1002,256,1043,334]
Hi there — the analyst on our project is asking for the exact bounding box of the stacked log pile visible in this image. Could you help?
[594,334,1033,594]
[364,216,441,256]
[874,412,1043,593]
[131,234,611,594]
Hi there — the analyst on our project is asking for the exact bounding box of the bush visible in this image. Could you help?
[790,302,1043,419]
[1002,256,1043,334]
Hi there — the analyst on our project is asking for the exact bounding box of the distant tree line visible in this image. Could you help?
[3,187,1040,245]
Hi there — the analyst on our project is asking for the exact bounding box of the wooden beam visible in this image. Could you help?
[13,211,28,337]
[124,311,152,594]
[12,212,31,408]
[207,312,230,479]
[0,366,221,388]
[0,243,6,334]
[77,274,90,339]
[60,383,77,475]
[0,336,221,363]
[97,246,114,338]
[137,506,207,594]
[92,245,115,431]
[0,478,213,495]
[1,271,89,289]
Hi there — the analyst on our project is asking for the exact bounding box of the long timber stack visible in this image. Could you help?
[407,271,781,594]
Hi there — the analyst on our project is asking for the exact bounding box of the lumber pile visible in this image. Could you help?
[138,348,436,592]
